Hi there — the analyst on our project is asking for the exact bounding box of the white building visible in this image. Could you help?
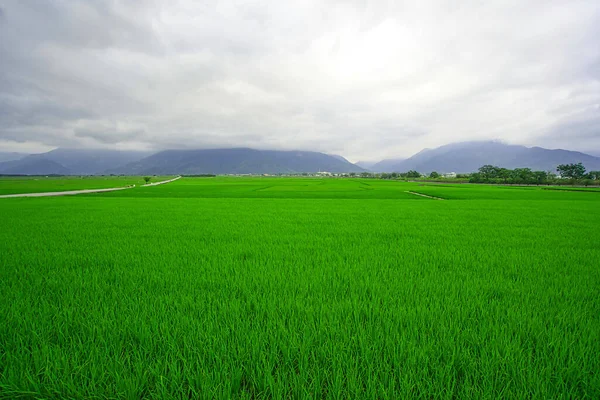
[444,172,457,178]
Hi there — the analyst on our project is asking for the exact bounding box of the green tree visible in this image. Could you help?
[478,165,501,181]
[498,168,511,184]
[429,171,440,178]
[511,168,534,184]
[557,163,586,180]
[533,171,548,185]
[587,171,600,180]
[406,170,421,178]
[143,176,152,184]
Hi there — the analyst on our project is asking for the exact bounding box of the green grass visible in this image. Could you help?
[407,182,600,200]
[96,177,427,199]
[0,176,174,195]
[1,178,599,398]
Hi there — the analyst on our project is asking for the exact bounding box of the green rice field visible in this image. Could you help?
[1,177,599,398]
[0,176,173,196]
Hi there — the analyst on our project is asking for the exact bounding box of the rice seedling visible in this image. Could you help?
[1,178,598,398]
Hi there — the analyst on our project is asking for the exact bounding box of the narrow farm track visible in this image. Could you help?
[142,176,182,186]
[405,191,445,200]
[0,176,181,199]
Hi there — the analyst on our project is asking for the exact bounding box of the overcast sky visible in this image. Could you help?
[1,0,599,161]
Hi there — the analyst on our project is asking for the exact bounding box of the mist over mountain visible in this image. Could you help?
[31,149,155,175]
[369,159,407,172]
[2,142,599,176]
[0,149,154,175]
[108,148,365,175]
[371,141,600,173]
[355,161,378,170]
[0,157,71,175]
[0,152,27,163]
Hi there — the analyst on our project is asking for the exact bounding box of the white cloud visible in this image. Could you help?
[0,0,598,161]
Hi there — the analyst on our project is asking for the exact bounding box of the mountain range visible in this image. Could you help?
[367,141,600,173]
[1,141,599,175]
[106,148,365,175]
[0,149,153,175]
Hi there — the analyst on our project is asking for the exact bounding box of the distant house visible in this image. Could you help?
[444,172,457,178]
[317,171,332,176]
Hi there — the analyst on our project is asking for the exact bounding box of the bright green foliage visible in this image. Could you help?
[95,177,428,199]
[1,178,599,399]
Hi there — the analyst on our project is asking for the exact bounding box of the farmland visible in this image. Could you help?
[1,177,599,399]
[0,176,173,196]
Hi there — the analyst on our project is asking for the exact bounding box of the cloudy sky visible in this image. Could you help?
[1,0,599,161]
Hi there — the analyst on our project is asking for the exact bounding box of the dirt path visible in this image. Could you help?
[405,191,445,200]
[142,176,182,186]
[0,176,182,199]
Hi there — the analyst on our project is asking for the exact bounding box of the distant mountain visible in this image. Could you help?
[376,141,600,173]
[27,148,154,175]
[0,157,71,175]
[329,154,351,163]
[370,158,406,172]
[108,148,366,175]
[0,148,155,175]
[355,161,377,170]
[0,152,26,163]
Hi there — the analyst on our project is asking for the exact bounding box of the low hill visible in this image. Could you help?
[0,157,71,175]
[108,148,365,175]
[28,148,154,175]
[374,141,600,173]
[0,152,27,163]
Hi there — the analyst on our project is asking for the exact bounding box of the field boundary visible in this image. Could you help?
[0,176,182,198]
[0,186,135,198]
[405,191,445,200]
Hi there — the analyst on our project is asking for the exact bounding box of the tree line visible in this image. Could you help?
[469,163,599,185]
[350,162,599,185]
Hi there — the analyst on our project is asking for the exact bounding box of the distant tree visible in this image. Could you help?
[498,168,511,184]
[360,172,372,178]
[511,168,534,184]
[429,171,440,178]
[479,165,501,180]
[474,165,506,182]
[533,171,549,185]
[557,163,586,180]
[390,172,399,179]
[143,176,152,184]
[587,171,600,180]
[469,172,483,183]
[406,170,421,178]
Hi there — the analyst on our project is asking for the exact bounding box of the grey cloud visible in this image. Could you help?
[74,127,145,144]
[537,106,600,152]
[0,0,599,161]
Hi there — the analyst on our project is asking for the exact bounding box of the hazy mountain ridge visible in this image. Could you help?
[374,142,600,173]
[0,152,27,163]
[2,142,599,175]
[0,157,71,175]
[0,149,154,175]
[108,148,366,175]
